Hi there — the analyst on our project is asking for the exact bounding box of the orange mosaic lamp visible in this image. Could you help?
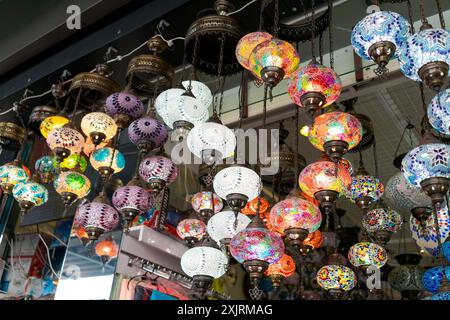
[242,197,270,216]
[300,230,324,255]
[95,239,119,265]
[235,32,273,72]
[75,227,90,247]
[265,254,296,288]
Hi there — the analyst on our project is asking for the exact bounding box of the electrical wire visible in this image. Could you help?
[37,234,59,280]
[226,0,258,16]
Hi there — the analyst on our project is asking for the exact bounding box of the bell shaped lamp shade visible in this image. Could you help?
[191,191,223,218]
[58,154,88,173]
[316,265,357,297]
[104,92,145,128]
[187,122,236,165]
[112,185,152,228]
[80,112,118,145]
[139,155,178,193]
[236,32,273,71]
[75,202,120,241]
[351,10,410,74]
[0,163,29,194]
[362,207,402,246]
[40,115,69,138]
[128,117,168,154]
[35,156,57,184]
[422,266,450,293]
[288,63,342,114]
[90,147,125,178]
[265,254,296,288]
[206,210,251,246]
[427,88,450,136]
[248,38,300,87]
[54,171,91,206]
[269,198,322,247]
[176,218,206,246]
[181,80,213,110]
[46,127,85,161]
[12,181,48,212]
[399,28,450,91]
[348,242,388,269]
[308,111,363,162]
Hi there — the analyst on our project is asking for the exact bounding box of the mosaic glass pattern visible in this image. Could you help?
[128,117,168,149]
[90,147,125,174]
[304,230,324,249]
[317,265,356,291]
[80,112,118,141]
[384,172,430,212]
[348,242,388,269]
[46,127,85,155]
[176,218,206,241]
[182,80,213,109]
[12,181,48,207]
[349,174,384,202]
[139,155,178,184]
[54,171,91,198]
[0,164,29,189]
[75,202,120,232]
[181,246,228,279]
[265,254,296,278]
[213,166,262,202]
[422,266,450,293]
[191,191,223,215]
[430,292,450,300]
[105,92,144,120]
[362,207,402,233]
[388,265,424,292]
[57,154,88,173]
[207,211,251,244]
[112,185,152,214]
[321,154,353,175]
[35,156,56,175]
[427,88,450,136]
[236,32,273,71]
[40,115,69,138]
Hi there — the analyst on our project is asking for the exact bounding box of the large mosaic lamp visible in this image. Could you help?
[139,155,178,193]
[399,27,450,91]
[235,32,273,72]
[128,117,168,155]
[181,80,213,112]
[264,254,296,289]
[104,92,145,128]
[351,10,410,75]
[362,206,402,246]
[206,210,251,248]
[308,111,363,162]
[316,264,356,299]
[58,154,88,173]
[288,63,342,116]
[46,127,85,161]
[248,38,300,88]
[176,218,206,246]
[230,215,285,285]
[80,112,118,146]
[349,165,384,211]
[422,266,450,293]
[54,171,91,206]
[269,197,322,247]
[348,242,388,269]
[112,185,152,229]
[213,166,261,214]
[191,191,223,218]
[388,254,424,300]
[0,162,29,194]
[40,115,69,139]
[12,181,48,214]
[90,147,125,180]
[428,88,450,137]
[401,143,450,208]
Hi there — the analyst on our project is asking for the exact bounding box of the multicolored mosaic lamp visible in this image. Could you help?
[242,196,270,216]
[422,266,450,293]
[57,154,88,173]
[54,171,91,206]
[235,32,273,72]
[269,197,322,247]
[90,147,126,179]
[104,92,145,128]
[191,191,223,218]
[35,156,56,184]
[348,241,388,269]
[362,206,402,246]
[46,127,85,161]
[349,164,384,211]
[112,185,152,229]
[12,181,48,213]
[264,254,296,288]
[288,63,342,116]
[176,218,206,246]
[80,112,118,145]
[128,117,168,155]
[300,230,324,255]
[351,10,410,75]
[206,210,251,248]
[139,155,178,193]
[427,88,450,136]
[317,264,356,299]
[308,111,363,162]
[0,161,30,194]
[40,115,69,138]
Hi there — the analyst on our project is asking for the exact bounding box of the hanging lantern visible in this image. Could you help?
[104,92,145,128]
[300,230,324,255]
[308,111,363,162]
[348,242,388,269]
[362,207,402,246]
[269,198,322,247]
[206,210,251,248]
[57,154,88,173]
[427,88,450,136]
[401,143,450,207]
[54,171,91,206]
[317,264,356,298]
[181,80,213,112]
[176,218,206,246]
[46,127,85,161]
[187,122,236,165]
[0,162,29,194]
[349,166,384,211]
[90,147,125,179]
[128,117,168,155]
[95,239,119,265]
[351,10,410,75]
[80,112,118,146]
[180,237,228,294]
[422,266,450,293]
[191,191,223,218]
[35,156,56,184]
[388,254,424,300]
[112,185,152,229]
[430,292,450,300]
[12,181,48,213]
[264,254,296,288]
[40,115,69,138]
[242,196,270,216]
[288,63,342,115]
[248,38,300,88]
[235,32,273,72]
[213,166,261,214]
[399,28,450,91]
[75,227,90,247]
[139,155,178,193]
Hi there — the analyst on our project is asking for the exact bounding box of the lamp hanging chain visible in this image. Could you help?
[319,33,323,65]
[273,0,279,37]
[419,0,428,25]
[310,0,316,61]
[406,0,416,34]
[435,0,446,29]
[419,82,427,113]
[213,33,226,117]
[294,108,300,191]
[372,136,379,178]
[328,0,334,70]
[393,123,409,159]
[189,35,200,84]
[258,0,267,31]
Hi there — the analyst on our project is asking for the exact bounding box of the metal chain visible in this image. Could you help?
[319,33,323,65]
[372,136,379,179]
[406,0,416,34]
[435,0,446,29]
[419,0,427,24]
[419,82,427,113]
[258,0,267,31]
[295,107,300,190]
[190,35,200,80]
[311,0,316,60]
[328,0,334,69]
[273,0,279,37]
[214,33,226,117]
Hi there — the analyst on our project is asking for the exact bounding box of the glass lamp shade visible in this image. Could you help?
[409,206,450,257]
[46,127,85,157]
[309,112,363,152]
[128,117,168,151]
[0,164,29,192]
[304,230,324,249]
[362,207,402,234]
[384,172,430,212]
[248,38,300,80]
[288,63,342,108]
[242,197,270,216]
[80,112,118,144]
[180,245,228,279]
[104,92,145,125]
[230,227,285,264]
[298,161,352,198]
[191,192,223,216]
[182,80,213,109]
[351,11,410,61]
[321,153,354,175]
[349,175,384,203]
[83,136,108,157]
[316,265,357,291]
[12,181,48,209]
[90,147,125,175]
[399,28,450,83]
[112,185,152,214]
[430,292,450,300]
[236,32,273,71]
[265,254,296,279]
[54,171,91,200]
[186,122,236,164]
[76,227,89,241]
[40,115,69,138]
[57,154,88,173]
[139,155,178,184]
[428,88,450,136]
[401,143,450,187]
[269,198,322,235]
[75,202,120,235]
[35,156,56,183]
[388,264,424,294]
[348,242,388,269]
[206,211,251,245]
[422,266,450,293]
[95,240,119,259]
[155,88,209,129]
[176,218,206,242]
[213,166,262,202]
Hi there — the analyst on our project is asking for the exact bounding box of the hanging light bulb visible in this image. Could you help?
[139,155,178,193]
[46,127,85,161]
[176,218,206,246]
[40,115,69,138]
[54,171,91,206]
[427,88,450,136]
[90,147,126,180]
[191,191,223,218]
[104,92,145,128]
[81,112,118,146]
[128,117,168,155]
[206,210,251,248]
[264,254,296,289]
[0,161,30,194]
[351,9,411,75]
[95,239,119,265]
[348,241,388,269]
[12,181,48,215]
[112,185,152,230]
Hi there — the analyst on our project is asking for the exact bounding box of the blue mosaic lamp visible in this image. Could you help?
[427,88,450,136]
[422,266,450,293]
[12,181,48,213]
[90,147,125,179]
[351,9,410,75]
